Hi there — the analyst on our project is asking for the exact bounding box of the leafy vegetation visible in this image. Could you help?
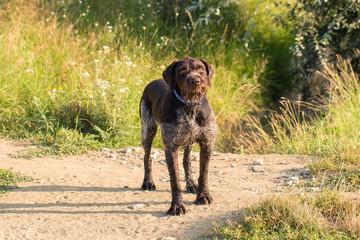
[0,0,295,153]
[291,0,360,101]
[240,58,360,170]
[0,168,33,194]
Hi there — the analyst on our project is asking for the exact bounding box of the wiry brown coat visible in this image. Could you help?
[139,57,216,215]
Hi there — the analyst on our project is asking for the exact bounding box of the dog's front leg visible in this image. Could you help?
[183,145,198,193]
[195,141,214,205]
[165,148,187,215]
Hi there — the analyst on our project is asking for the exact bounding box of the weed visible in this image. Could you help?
[0,168,33,194]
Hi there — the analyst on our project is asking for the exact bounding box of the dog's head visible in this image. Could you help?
[163,57,214,103]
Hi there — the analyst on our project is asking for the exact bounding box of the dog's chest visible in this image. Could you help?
[160,109,206,146]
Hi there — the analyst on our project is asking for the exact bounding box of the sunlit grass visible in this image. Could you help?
[212,191,360,239]
[0,0,294,153]
[239,58,360,169]
[0,168,33,194]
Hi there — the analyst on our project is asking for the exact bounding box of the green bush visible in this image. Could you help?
[291,0,360,100]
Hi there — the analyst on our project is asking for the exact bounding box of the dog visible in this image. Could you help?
[139,57,216,215]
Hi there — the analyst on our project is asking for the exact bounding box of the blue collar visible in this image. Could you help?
[173,89,204,107]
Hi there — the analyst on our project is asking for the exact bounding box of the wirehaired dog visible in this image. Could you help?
[139,57,216,215]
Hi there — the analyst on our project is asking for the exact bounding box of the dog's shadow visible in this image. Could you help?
[0,185,172,216]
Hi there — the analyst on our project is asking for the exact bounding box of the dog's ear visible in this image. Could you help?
[200,59,214,87]
[162,60,178,89]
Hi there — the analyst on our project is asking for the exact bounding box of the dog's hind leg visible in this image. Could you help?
[183,145,198,193]
[140,100,158,190]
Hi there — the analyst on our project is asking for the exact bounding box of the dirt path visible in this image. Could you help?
[0,139,313,240]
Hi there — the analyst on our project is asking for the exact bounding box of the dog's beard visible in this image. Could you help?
[182,84,207,103]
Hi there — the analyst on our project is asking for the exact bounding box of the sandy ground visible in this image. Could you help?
[0,139,313,240]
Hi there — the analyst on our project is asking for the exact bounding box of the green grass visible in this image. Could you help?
[0,168,33,194]
[239,58,360,170]
[211,191,360,239]
[0,0,294,154]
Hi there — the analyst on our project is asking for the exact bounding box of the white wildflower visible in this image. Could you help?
[118,78,126,83]
[215,8,220,16]
[25,69,34,73]
[79,72,90,77]
[124,61,133,66]
[103,46,110,53]
[95,79,111,90]
[48,89,57,99]
[119,88,129,93]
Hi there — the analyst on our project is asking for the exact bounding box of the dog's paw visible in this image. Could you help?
[141,179,156,190]
[195,194,213,205]
[185,179,198,194]
[167,202,187,216]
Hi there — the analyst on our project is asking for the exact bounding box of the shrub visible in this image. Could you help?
[291,0,360,101]
[238,58,360,168]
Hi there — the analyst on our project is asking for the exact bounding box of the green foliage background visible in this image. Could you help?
[0,0,295,154]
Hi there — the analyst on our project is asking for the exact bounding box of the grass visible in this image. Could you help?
[239,58,360,170]
[211,191,360,239]
[0,168,33,194]
[1,0,360,238]
[218,57,360,238]
[302,170,360,192]
[0,0,294,154]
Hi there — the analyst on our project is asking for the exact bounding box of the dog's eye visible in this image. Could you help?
[178,70,187,75]
[197,67,205,73]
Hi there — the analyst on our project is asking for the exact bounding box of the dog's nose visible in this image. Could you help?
[189,78,201,85]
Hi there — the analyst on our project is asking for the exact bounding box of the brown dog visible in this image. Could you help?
[139,57,216,215]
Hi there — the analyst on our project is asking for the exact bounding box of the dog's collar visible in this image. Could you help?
[173,89,204,107]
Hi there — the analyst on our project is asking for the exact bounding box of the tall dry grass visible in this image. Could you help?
[1,0,294,153]
[213,191,360,239]
[238,57,360,169]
